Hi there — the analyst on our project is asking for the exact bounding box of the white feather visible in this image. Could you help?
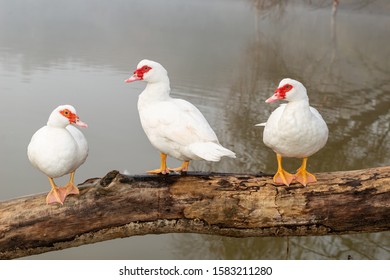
[27,105,88,178]
[262,80,328,158]
[188,142,236,161]
[134,59,236,162]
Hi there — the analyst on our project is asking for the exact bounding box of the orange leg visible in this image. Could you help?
[147,153,170,174]
[61,171,80,202]
[169,161,190,173]
[46,177,65,205]
[272,154,295,186]
[294,157,317,186]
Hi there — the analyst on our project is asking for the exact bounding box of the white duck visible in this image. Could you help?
[125,59,236,174]
[28,105,88,204]
[257,78,328,186]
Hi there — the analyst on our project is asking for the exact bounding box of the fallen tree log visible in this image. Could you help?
[1,166,390,259]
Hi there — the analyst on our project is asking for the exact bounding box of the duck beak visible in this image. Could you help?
[75,119,88,128]
[265,94,280,103]
[265,88,284,103]
[124,74,141,83]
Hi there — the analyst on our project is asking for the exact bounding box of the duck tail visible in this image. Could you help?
[189,142,236,162]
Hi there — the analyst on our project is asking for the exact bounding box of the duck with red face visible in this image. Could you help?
[125,59,236,174]
[28,105,88,204]
[257,78,328,186]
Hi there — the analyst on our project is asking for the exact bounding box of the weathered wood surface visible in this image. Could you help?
[1,166,390,259]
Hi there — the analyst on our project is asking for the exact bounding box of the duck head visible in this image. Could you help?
[266,78,308,103]
[125,59,168,84]
[47,105,88,128]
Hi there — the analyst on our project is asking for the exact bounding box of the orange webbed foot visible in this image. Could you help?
[272,154,295,186]
[60,181,80,202]
[294,157,317,186]
[169,161,190,173]
[273,169,295,186]
[147,168,170,175]
[46,187,64,205]
[295,169,317,186]
[147,153,171,174]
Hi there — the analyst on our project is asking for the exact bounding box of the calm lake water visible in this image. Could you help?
[1,0,389,259]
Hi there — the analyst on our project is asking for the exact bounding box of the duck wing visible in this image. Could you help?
[66,125,88,168]
[143,98,219,146]
[256,104,286,127]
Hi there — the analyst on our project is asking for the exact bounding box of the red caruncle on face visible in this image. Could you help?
[60,109,78,124]
[275,83,293,99]
[134,65,152,79]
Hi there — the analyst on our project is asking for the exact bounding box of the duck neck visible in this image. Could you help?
[285,98,311,113]
[139,77,171,104]
[47,115,69,129]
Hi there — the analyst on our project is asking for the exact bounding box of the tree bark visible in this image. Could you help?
[1,166,390,259]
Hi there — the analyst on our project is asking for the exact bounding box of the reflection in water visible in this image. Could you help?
[0,0,389,259]
[173,232,390,260]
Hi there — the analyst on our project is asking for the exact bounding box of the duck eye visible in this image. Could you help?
[64,110,69,115]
